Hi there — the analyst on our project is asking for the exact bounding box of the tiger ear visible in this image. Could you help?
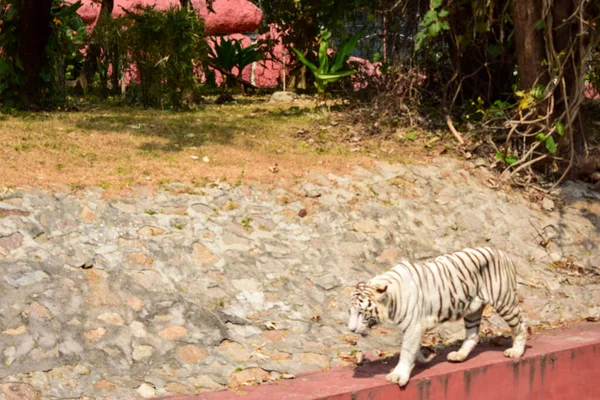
[371,282,388,294]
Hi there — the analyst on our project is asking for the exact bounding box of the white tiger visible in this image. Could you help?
[348,247,527,387]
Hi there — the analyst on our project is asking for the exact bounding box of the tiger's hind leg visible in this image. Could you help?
[498,302,527,358]
[447,305,484,362]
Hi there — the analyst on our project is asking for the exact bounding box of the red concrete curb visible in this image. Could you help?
[162,322,600,400]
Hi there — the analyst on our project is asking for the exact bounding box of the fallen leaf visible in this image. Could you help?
[310,315,321,323]
[339,335,358,346]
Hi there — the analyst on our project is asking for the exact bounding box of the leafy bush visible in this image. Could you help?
[123,5,208,108]
[87,11,129,96]
[207,36,267,89]
[292,29,360,99]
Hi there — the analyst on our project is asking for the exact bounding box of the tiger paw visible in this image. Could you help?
[504,347,524,358]
[446,351,467,362]
[386,371,410,387]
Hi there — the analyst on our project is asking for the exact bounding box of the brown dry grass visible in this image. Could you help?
[0,98,434,195]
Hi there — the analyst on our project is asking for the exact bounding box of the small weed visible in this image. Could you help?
[145,209,157,215]
[404,131,417,141]
[235,367,243,372]
[13,143,32,152]
[174,224,183,230]
[56,163,65,171]
[277,195,291,205]
[241,217,253,231]
[116,166,126,174]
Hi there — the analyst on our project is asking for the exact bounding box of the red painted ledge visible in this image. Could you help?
[163,321,600,400]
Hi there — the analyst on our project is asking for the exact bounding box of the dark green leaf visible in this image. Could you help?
[534,19,546,30]
[423,10,438,25]
[318,40,330,74]
[487,44,502,58]
[532,84,545,99]
[291,47,319,74]
[428,22,441,36]
[331,31,361,73]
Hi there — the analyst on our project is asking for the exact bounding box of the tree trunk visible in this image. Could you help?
[511,0,547,90]
[179,0,192,10]
[18,0,53,107]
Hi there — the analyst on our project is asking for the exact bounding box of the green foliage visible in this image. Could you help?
[414,0,451,51]
[207,36,267,88]
[0,1,24,100]
[291,29,359,97]
[46,0,87,98]
[496,152,518,165]
[88,11,130,96]
[123,5,208,108]
[0,0,86,106]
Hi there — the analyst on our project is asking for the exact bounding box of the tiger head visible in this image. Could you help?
[348,280,390,335]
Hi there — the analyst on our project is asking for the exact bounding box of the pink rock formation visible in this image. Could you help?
[76,0,262,35]
[194,0,262,35]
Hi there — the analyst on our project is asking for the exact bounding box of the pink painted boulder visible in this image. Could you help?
[76,0,262,35]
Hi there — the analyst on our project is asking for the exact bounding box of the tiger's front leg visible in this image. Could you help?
[386,325,423,387]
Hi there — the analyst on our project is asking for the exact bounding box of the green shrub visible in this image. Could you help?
[122,5,208,108]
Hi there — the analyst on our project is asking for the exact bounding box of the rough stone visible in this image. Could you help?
[132,345,154,361]
[177,345,209,364]
[231,367,270,385]
[136,382,156,398]
[97,312,125,326]
[0,233,23,251]
[295,352,331,370]
[84,328,107,341]
[137,226,165,237]
[269,91,299,103]
[217,340,251,362]
[164,381,190,395]
[128,296,145,311]
[158,326,188,341]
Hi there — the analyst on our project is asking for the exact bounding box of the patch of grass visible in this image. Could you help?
[0,97,431,192]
